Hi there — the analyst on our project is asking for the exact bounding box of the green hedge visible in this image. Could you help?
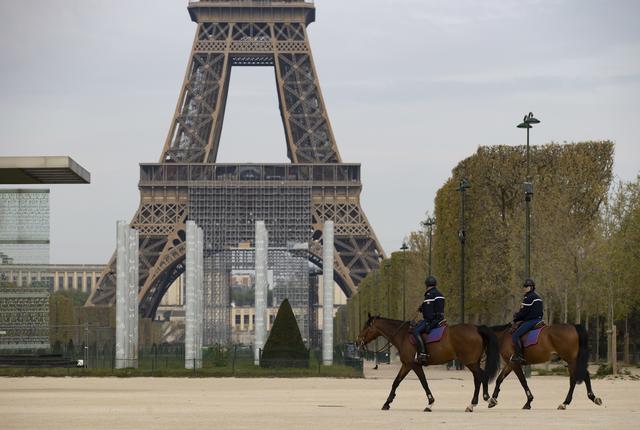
[261,299,309,368]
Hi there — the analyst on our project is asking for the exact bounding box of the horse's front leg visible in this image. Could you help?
[382,363,411,410]
[488,364,512,408]
[412,364,435,411]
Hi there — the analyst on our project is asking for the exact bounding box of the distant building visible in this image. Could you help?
[231,273,253,287]
[0,263,105,293]
[230,305,279,345]
[0,189,50,264]
[0,286,49,350]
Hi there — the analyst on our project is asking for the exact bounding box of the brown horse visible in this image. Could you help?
[357,314,500,412]
[488,323,603,410]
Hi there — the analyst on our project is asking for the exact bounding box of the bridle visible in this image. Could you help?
[359,318,411,354]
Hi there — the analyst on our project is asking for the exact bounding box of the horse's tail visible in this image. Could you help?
[477,325,500,382]
[574,324,590,384]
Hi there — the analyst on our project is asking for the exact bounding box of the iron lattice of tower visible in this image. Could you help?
[87,0,385,339]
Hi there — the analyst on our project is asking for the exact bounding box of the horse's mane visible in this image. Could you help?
[373,316,407,324]
[490,323,511,332]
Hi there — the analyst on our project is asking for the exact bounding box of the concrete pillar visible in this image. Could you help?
[322,221,334,365]
[115,221,139,369]
[254,221,268,365]
[185,221,204,369]
[197,227,204,366]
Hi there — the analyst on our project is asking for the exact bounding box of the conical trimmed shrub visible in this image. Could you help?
[260,299,309,368]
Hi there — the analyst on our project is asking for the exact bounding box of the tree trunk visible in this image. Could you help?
[585,313,589,331]
[575,299,581,324]
[595,315,600,361]
[611,324,618,375]
[624,317,630,364]
[563,288,568,323]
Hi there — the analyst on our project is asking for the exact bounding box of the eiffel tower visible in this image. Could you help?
[87,0,385,330]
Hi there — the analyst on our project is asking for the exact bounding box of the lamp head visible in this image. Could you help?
[525,112,540,125]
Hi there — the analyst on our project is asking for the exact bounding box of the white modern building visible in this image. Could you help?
[0,189,50,264]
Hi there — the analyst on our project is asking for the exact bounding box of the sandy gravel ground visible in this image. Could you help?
[2,363,638,430]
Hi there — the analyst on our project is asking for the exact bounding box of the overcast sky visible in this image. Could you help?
[1,0,638,264]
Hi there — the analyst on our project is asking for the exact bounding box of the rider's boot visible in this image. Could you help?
[414,334,429,364]
[510,339,527,365]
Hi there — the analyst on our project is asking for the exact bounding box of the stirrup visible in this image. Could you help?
[509,354,527,365]
[416,353,429,364]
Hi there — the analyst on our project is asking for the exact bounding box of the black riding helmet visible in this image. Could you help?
[523,278,535,288]
[425,276,437,287]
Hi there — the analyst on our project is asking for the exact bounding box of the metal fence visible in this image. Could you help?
[0,340,364,376]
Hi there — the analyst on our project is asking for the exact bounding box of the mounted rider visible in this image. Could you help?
[511,278,543,364]
[412,275,445,364]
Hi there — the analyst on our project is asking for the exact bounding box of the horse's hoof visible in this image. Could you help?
[424,406,432,412]
[381,405,390,411]
[483,393,490,402]
[557,404,566,410]
[488,398,497,408]
[465,405,474,412]
[594,397,603,406]
[522,404,531,410]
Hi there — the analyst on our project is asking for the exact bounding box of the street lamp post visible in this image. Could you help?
[457,179,470,324]
[400,242,409,321]
[384,261,391,318]
[373,257,383,368]
[516,112,540,279]
[375,255,384,318]
[384,260,392,359]
[422,217,435,276]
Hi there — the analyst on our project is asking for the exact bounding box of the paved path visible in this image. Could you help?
[2,364,638,429]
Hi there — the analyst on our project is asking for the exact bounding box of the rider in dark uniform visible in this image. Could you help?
[511,278,543,364]
[412,276,445,363]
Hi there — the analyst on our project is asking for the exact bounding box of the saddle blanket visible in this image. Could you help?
[409,325,446,345]
[513,327,545,348]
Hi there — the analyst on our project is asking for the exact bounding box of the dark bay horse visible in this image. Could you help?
[488,323,603,410]
[357,314,500,412]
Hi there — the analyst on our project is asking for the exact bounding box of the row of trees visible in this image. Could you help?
[336,141,639,362]
[49,290,164,347]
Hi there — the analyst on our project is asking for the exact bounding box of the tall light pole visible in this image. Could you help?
[422,217,435,276]
[516,112,540,279]
[384,261,392,318]
[457,179,470,324]
[376,255,384,316]
[384,260,392,359]
[400,242,409,321]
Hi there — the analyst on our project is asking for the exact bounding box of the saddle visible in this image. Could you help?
[511,321,546,348]
[409,320,447,346]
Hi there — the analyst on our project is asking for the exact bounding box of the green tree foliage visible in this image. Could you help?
[336,249,428,343]
[49,292,76,344]
[431,142,614,324]
[338,141,639,358]
[599,177,640,322]
[261,299,309,368]
[55,290,89,307]
[49,290,116,348]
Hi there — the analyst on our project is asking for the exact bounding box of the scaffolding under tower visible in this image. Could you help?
[188,164,312,345]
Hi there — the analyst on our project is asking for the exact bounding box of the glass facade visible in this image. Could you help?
[0,189,50,264]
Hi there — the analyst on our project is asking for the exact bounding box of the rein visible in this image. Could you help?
[365,318,412,354]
